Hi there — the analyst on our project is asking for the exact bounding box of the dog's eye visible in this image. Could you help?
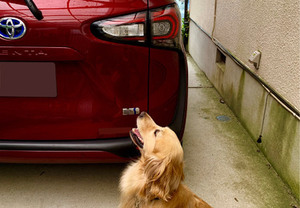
[154,129,160,137]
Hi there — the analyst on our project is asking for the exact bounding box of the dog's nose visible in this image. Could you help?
[139,111,147,118]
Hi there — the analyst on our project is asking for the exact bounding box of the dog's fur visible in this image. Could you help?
[119,112,212,208]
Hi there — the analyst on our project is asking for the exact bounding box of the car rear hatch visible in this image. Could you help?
[0,0,150,140]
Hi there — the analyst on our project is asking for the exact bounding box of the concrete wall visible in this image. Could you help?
[190,0,300,110]
[188,0,300,200]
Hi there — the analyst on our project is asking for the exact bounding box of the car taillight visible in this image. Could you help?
[91,12,147,43]
[90,4,181,49]
[151,5,181,48]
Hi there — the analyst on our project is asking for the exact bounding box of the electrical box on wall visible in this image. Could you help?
[249,50,261,69]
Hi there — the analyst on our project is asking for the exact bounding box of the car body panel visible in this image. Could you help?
[149,48,179,127]
[0,0,188,163]
[0,0,149,140]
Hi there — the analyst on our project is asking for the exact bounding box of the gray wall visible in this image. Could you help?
[188,0,300,200]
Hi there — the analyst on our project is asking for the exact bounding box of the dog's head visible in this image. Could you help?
[129,112,184,202]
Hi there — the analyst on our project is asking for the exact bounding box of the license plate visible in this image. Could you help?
[0,62,57,97]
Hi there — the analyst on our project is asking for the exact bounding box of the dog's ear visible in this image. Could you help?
[140,156,184,202]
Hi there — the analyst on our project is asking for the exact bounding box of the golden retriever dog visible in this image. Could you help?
[119,112,212,208]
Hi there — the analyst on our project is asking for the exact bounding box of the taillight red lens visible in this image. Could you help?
[151,6,179,39]
[90,4,181,48]
[151,4,181,48]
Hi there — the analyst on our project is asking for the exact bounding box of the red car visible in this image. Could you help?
[0,0,187,163]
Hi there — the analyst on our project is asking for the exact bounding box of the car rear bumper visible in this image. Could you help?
[0,150,133,163]
[0,137,139,163]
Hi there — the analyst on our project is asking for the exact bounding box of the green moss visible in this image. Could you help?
[236,71,245,116]
[222,70,245,120]
[261,98,300,201]
[213,65,299,201]
[204,87,299,203]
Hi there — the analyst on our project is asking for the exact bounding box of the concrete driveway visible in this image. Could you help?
[0,163,123,207]
[0,55,298,208]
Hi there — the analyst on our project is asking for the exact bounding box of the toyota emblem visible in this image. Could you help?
[0,17,26,40]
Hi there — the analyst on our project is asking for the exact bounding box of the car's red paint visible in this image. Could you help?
[0,0,187,163]
[149,48,179,126]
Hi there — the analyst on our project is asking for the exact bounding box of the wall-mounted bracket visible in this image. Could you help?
[249,50,261,69]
